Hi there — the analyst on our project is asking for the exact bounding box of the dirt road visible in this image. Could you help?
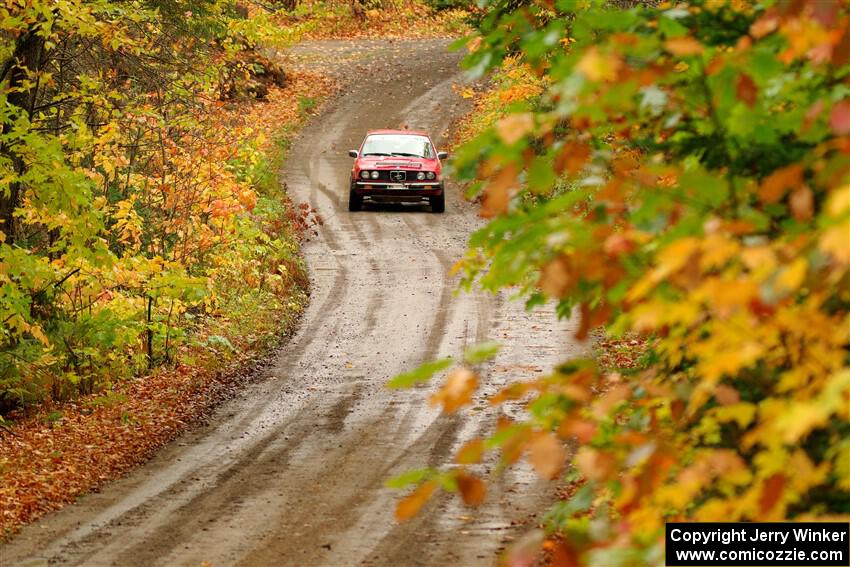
[3,39,585,567]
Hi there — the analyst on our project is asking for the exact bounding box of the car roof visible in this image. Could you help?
[366,129,430,137]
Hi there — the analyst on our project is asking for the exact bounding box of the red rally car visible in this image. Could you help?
[347,129,448,213]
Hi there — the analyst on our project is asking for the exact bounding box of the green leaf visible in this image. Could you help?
[463,341,501,364]
[385,468,435,489]
[387,358,453,389]
[658,14,688,37]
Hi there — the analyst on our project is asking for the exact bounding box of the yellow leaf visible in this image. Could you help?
[775,258,807,294]
[819,218,850,265]
[825,184,850,216]
[713,402,756,428]
[627,237,699,302]
[700,234,740,270]
[698,278,759,316]
[657,237,700,275]
[786,449,829,494]
[696,340,764,381]
[741,245,778,280]
[576,47,622,81]
[29,324,51,347]
[456,439,485,464]
[776,403,828,443]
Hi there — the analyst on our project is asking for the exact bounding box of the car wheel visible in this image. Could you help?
[430,193,445,213]
[348,187,362,212]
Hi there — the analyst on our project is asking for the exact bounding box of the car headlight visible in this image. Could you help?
[426,171,436,180]
[371,170,379,179]
[416,172,425,180]
[360,170,370,179]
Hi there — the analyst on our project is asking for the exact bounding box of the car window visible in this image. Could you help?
[361,134,434,158]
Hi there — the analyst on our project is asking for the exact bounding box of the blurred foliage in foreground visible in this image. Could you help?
[392,0,850,564]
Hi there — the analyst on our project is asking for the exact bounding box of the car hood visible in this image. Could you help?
[357,156,436,169]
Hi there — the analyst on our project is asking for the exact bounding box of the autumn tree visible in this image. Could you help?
[0,1,310,413]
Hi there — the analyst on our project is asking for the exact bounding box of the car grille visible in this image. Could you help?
[369,170,429,182]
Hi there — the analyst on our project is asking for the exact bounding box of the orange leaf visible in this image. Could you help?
[456,472,486,506]
[489,382,534,405]
[758,164,803,204]
[577,302,592,341]
[789,185,814,221]
[750,12,778,38]
[496,113,534,145]
[528,431,566,480]
[759,473,786,515]
[502,530,545,567]
[830,100,850,135]
[538,255,573,298]
[554,142,591,175]
[664,36,704,56]
[575,447,616,482]
[714,384,740,406]
[593,384,631,418]
[736,73,758,107]
[481,164,518,218]
[558,418,597,443]
[395,480,437,521]
[576,302,610,341]
[834,28,850,66]
[429,367,478,413]
[547,539,581,567]
[604,233,635,256]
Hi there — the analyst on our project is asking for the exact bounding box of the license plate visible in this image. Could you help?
[386,184,405,190]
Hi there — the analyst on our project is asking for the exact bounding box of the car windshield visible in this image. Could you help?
[361,134,434,158]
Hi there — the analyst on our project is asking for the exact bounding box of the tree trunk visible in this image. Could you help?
[0,30,46,245]
[351,0,366,20]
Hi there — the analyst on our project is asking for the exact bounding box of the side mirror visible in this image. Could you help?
[348,149,359,158]
[437,151,448,160]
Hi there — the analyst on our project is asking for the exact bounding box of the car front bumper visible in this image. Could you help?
[353,181,443,197]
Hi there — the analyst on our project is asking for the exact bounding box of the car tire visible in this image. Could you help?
[348,187,362,212]
[430,193,445,214]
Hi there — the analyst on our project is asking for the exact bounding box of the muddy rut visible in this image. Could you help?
[2,39,586,567]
